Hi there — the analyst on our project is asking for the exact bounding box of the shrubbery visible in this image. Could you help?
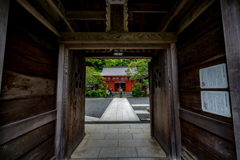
[132,88,142,97]
[85,89,105,97]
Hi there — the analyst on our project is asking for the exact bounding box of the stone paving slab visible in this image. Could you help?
[70,124,167,159]
[100,98,140,121]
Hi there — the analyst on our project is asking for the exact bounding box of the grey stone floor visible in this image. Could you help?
[70,124,167,160]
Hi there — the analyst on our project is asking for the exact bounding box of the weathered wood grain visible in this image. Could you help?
[46,0,74,32]
[0,122,55,160]
[0,96,56,126]
[59,32,177,44]
[18,137,54,160]
[0,110,56,145]
[181,120,236,160]
[220,0,240,159]
[170,43,181,159]
[176,0,215,35]
[180,109,234,142]
[65,52,85,157]
[55,44,67,160]
[66,43,170,50]
[0,0,10,95]
[152,52,171,156]
[157,0,188,32]
[4,49,57,79]
[0,70,56,100]
[16,0,59,36]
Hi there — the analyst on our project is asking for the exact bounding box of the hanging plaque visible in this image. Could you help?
[199,63,228,88]
[201,91,231,117]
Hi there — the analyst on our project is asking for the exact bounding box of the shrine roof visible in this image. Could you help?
[100,66,134,76]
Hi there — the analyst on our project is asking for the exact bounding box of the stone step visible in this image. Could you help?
[135,110,150,120]
[131,104,150,110]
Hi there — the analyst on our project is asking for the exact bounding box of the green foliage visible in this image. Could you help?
[132,88,142,97]
[126,59,150,80]
[85,89,105,97]
[86,66,104,90]
[86,59,135,72]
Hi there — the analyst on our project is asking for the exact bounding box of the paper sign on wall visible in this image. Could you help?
[199,63,228,89]
[201,91,231,117]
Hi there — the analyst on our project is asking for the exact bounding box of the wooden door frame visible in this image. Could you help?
[220,1,240,159]
[55,32,181,159]
[0,0,10,95]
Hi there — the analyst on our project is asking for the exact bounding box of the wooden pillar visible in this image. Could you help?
[220,1,240,159]
[170,43,181,160]
[148,61,154,137]
[55,44,68,159]
[0,0,10,94]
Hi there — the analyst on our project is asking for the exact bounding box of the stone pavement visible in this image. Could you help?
[100,98,140,121]
[70,124,167,159]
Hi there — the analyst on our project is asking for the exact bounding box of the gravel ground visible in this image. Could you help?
[85,98,113,118]
[127,97,150,105]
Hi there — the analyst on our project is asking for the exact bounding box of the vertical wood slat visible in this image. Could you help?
[0,0,10,95]
[55,44,67,159]
[148,62,154,137]
[220,1,240,159]
[170,43,181,160]
[166,47,176,160]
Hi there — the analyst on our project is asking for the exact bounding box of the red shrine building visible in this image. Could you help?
[100,66,134,92]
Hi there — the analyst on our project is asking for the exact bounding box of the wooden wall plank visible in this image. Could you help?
[0,110,56,145]
[0,0,10,95]
[180,109,234,142]
[220,0,240,159]
[177,2,237,159]
[0,70,56,100]
[181,120,236,160]
[0,122,55,160]
[18,137,54,160]
[0,95,56,126]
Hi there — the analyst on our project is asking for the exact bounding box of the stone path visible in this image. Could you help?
[70,124,167,159]
[100,98,140,121]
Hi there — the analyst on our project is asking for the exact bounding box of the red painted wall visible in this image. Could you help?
[126,81,132,91]
[109,81,115,91]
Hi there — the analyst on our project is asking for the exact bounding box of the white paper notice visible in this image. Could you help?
[199,63,228,88]
[201,91,231,117]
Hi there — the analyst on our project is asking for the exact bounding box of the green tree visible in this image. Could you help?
[126,59,151,89]
[86,66,104,90]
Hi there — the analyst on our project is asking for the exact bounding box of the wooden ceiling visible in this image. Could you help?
[16,0,216,58]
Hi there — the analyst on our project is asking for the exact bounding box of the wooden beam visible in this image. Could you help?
[66,44,170,50]
[180,108,234,142]
[46,0,74,32]
[67,11,106,20]
[220,0,240,159]
[67,11,166,20]
[170,43,181,159]
[82,52,154,58]
[59,32,177,44]
[0,0,10,95]
[16,0,59,36]
[0,110,56,145]
[55,44,68,159]
[129,3,168,12]
[157,0,188,32]
[175,0,215,35]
